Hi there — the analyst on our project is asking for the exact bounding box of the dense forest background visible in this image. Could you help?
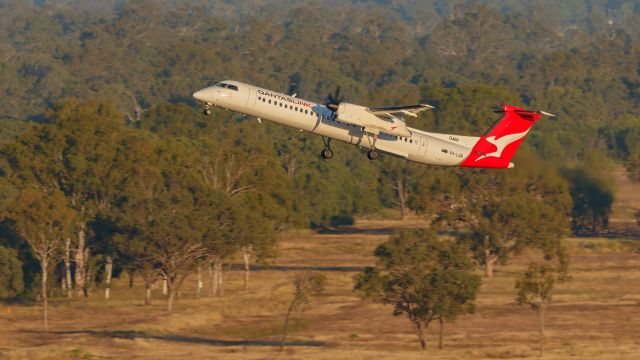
[0,0,640,226]
[0,0,639,301]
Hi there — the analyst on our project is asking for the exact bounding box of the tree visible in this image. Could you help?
[0,245,23,300]
[460,192,568,278]
[237,213,276,292]
[627,155,640,183]
[515,262,568,357]
[195,142,276,292]
[380,159,421,220]
[0,99,129,297]
[5,188,75,331]
[354,230,481,350]
[430,153,572,278]
[114,138,242,311]
[280,271,326,351]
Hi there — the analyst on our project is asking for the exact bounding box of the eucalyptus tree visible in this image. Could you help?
[0,99,129,296]
[280,271,326,351]
[5,188,75,331]
[422,153,572,278]
[355,230,480,350]
[516,262,569,357]
[115,137,244,311]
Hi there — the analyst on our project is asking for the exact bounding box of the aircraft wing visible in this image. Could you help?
[366,104,434,119]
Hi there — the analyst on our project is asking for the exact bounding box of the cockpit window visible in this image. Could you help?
[215,83,239,91]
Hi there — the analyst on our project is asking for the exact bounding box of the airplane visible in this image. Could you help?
[192,80,554,168]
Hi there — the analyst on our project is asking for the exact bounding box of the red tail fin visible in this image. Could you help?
[459,105,543,169]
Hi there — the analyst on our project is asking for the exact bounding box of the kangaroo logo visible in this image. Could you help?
[475,129,530,161]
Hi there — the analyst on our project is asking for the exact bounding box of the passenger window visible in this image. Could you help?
[284,104,288,109]
[304,110,308,114]
[279,103,282,107]
[268,99,272,104]
[410,139,413,144]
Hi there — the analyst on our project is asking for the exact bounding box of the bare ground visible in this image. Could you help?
[1,220,639,359]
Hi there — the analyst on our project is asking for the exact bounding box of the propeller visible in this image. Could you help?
[325,86,344,111]
[287,82,298,97]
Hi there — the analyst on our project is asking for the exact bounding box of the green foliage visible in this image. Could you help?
[0,1,637,303]
[0,0,637,230]
[280,271,326,351]
[515,261,568,357]
[0,245,23,300]
[516,262,561,310]
[290,271,327,312]
[5,188,75,263]
[354,230,481,349]
[626,155,640,183]
[413,152,571,276]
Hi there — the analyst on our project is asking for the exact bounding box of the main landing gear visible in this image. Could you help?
[321,137,333,160]
[203,104,212,115]
[366,133,379,161]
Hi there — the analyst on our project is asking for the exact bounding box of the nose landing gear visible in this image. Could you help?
[203,104,212,115]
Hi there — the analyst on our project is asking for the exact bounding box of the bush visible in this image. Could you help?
[0,245,24,300]
[330,212,354,227]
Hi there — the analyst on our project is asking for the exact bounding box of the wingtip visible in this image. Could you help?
[538,111,556,118]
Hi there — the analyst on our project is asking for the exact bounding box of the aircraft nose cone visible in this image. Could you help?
[192,89,207,101]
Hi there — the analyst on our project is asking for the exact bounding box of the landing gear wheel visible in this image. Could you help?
[321,137,333,160]
[203,108,212,116]
[321,148,334,160]
[367,150,378,160]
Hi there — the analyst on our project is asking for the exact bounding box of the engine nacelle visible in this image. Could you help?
[336,103,411,137]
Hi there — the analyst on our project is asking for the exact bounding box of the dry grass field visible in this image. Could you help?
[610,165,640,232]
[1,217,639,360]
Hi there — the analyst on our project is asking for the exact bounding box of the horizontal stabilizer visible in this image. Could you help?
[494,108,556,119]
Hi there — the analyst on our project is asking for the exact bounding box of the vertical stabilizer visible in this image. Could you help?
[459,106,546,169]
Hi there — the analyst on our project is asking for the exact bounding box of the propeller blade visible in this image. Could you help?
[287,82,298,97]
[325,85,344,111]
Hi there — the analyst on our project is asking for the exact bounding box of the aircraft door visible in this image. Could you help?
[246,87,256,109]
[419,136,428,157]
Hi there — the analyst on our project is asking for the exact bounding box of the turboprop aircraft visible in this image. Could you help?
[193,80,554,168]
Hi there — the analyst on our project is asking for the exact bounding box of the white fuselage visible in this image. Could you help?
[193,80,477,166]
